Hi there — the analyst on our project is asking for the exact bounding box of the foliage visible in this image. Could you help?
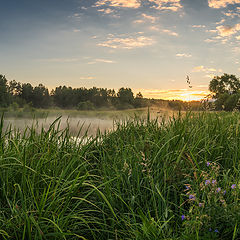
[1,112,240,239]
[209,74,240,111]
[77,101,95,110]
[209,74,240,97]
[0,75,10,107]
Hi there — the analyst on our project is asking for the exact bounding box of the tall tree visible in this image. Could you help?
[0,75,10,107]
[117,88,134,105]
[209,74,240,98]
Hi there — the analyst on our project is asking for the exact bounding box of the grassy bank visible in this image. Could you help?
[0,112,240,239]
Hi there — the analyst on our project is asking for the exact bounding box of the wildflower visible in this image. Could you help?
[209,228,212,232]
[223,190,226,195]
[199,203,204,207]
[214,229,219,233]
[212,180,217,185]
[205,180,210,185]
[181,215,185,221]
[216,187,221,193]
[231,184,236,189]
[189,194,196,200]
[185,185,190,190]
[207,162,210,166]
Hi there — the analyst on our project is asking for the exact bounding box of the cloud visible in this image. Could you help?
[192,66,216,72]
[192,66,223,73]
[208,0,240,8]
[149,26,160,31]
[162,29,179,36]
[216,24,240,37]
[216,19,226,24]
[133,13,158,24]
[95,0,141,8]
[148,0,182,11]
[192,25,206,28]
[223,9,240,18]
[98,35,155,49]
[97,8,115,14]
[176,53,192,58]
[79,76,95,80]
[142,13,157,23]
[133,19,145,24]
[87,58,116,64]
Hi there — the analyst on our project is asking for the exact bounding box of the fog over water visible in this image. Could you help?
[4,116,116,137]
[3,108,173,137]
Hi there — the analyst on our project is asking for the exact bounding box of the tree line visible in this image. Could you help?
[0,74,147,110]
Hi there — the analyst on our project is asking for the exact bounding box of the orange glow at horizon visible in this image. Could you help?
[135,88,210,101]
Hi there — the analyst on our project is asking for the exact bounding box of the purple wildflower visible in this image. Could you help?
[199,203,204,207]
[216,187,221,193]
[207,162,210,166]
[223,190,226,195]
[209,228,212,232]
[181,215,185,221]
[185,185,190,190]
[189,194,196,200]
[231,184,236,189]
[214,229,219,233]
[212,180,217,185]
[205,180,210,185]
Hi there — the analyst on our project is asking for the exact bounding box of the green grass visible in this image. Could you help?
[0,112,240,239]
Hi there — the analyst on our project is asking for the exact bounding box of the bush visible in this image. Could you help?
[77,101,95,110]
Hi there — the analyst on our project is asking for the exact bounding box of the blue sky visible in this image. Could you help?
[1,0,240,100]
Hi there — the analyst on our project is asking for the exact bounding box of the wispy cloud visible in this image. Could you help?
[162,29,178,36]
[95,0,141,8]
[148,0,182,12]
[97,8,115,14]
[192,25,206,28]
[192,66,223,73]
[87,58,117,64]
[98,34,155,49]
[176,53,192,58]
[79,76,95,80]
[208,0,240,8]
[133,13,158,24]
[142,13,157,23]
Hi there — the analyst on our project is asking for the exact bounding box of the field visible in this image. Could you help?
[0,111,239,239]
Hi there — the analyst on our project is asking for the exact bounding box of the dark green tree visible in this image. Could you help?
[0,75,10,107]
[117,88,134,104]
[209,74,240,98]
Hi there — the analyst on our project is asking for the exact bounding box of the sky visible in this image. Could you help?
[1,0,240,101]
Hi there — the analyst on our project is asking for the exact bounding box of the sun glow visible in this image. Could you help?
[135,89,210,101]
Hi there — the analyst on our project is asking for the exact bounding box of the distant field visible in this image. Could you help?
[1,111,239,239]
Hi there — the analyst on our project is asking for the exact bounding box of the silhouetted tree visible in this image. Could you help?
[0,75,10,107]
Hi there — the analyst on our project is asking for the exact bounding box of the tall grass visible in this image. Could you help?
[0,112,240,239]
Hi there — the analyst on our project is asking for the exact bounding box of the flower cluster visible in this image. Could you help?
[180,160,239,237]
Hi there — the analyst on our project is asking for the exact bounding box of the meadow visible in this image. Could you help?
[0,111,239,239]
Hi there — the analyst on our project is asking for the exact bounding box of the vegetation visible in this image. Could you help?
[208,73,240,111]
[0,75,148,110]
[0,112,240,239]
[0,74,204,112]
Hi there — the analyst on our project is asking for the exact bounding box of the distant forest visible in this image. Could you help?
[0,74,203,111]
